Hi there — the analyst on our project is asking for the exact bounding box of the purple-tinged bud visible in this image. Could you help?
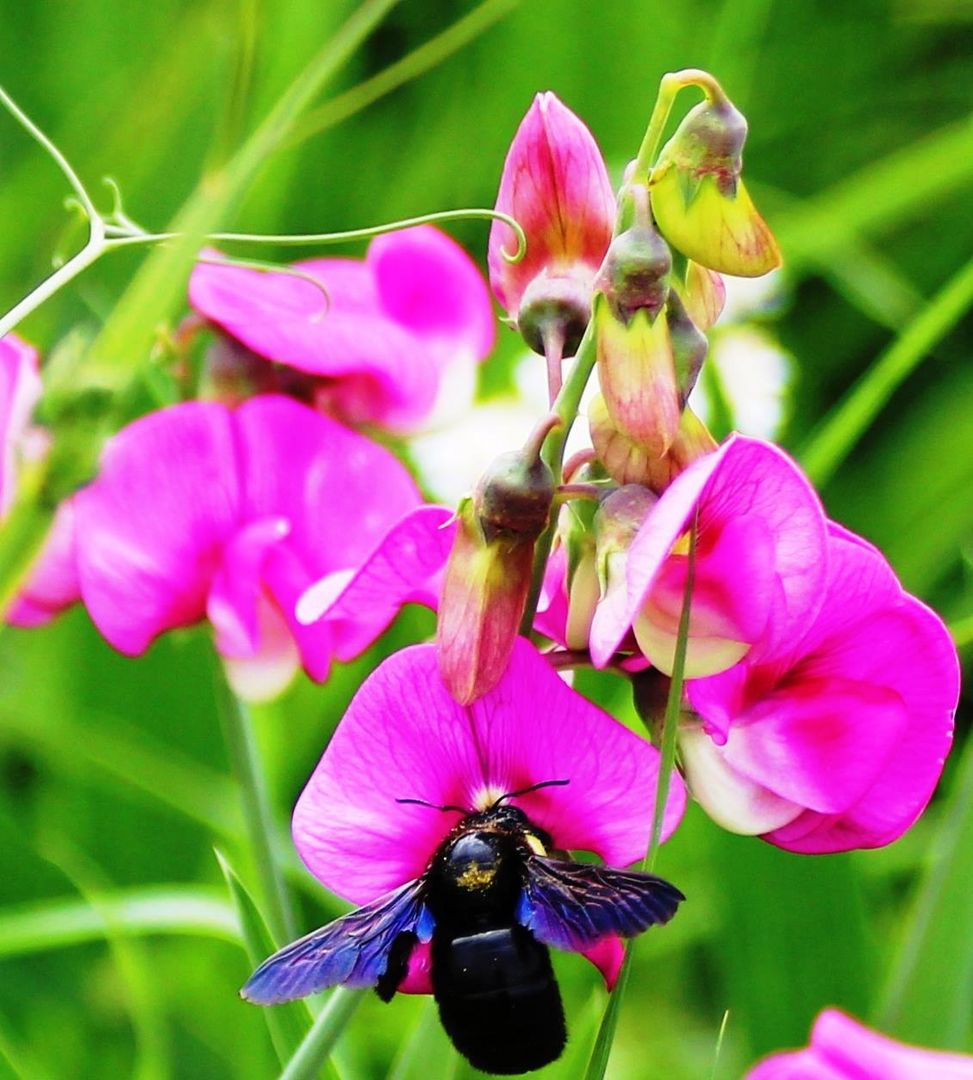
[436,498,537,705]
[516,268,593,359]
[474,443,555,543]
[437,423,556,704]
[680,260,725,331]
[556,471,601,649]
[650,95,781,277]
[597,224,672,324]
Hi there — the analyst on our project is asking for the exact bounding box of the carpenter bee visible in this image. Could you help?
[243,781,684,1075]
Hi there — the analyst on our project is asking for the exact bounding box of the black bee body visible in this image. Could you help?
[425,808,566,1074]
[243,793,685,1077]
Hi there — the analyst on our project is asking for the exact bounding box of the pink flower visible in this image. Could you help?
[189,226,495,433]
[747,1009,973,1078]
[0,335,80,627]
[292,637,686,990]
[488,93,615,340]
[589,434,829,678]
[684,524,959,849]
[66,395,424,700]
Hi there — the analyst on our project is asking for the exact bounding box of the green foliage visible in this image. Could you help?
[1,1,972,1077]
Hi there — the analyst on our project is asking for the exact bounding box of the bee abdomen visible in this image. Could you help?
[432,926,566,1075]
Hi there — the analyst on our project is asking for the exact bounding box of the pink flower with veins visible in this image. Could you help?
[488,92,616,328]
[747,1009,973,1078]
[0,334,81,628]
[189,226,495,434]
[590,434,829,678]
[292,638,686,992]
[50,395,426,701]
[685,524,959,850]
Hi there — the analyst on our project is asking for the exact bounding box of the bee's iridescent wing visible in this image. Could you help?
[242,878,433,1004]
[516,856,684,951]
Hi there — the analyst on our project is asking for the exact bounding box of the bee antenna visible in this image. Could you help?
[396,797,467,814]
[493,778,570,808]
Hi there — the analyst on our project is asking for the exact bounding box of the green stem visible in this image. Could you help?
[277,989,364,1080]
[647,512,696,871]
[584,517,696,1080]
[800,252,973,487]
[631,68,726,185]
[519,319,598,633]
[213,668,296,946]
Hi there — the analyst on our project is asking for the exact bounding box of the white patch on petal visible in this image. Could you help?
[222,597,299,702]
[296,568,356,625]
[680,725,802,834]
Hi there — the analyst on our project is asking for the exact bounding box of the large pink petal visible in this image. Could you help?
[368,226,495,364]
[722,677,908,814]
[293,639,684,905]
[234,395,421,578]
[296,505,455,663]
[74,402,241,654]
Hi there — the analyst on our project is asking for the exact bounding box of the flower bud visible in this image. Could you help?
[680,261,725,331]
[556,474,600,649]
[473,444,555,543]
[438,435,555,704]
[597,223,672,324]
[489,93,616,349]
[516,268,593,359]
[592,486,658,642]
[590,395,717,494]
[650,96,781,277]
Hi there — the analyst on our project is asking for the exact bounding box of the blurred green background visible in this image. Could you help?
[1,0,972,1077]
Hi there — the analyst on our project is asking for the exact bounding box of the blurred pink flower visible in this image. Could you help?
[65,395,424,700]
[292,637,686,990]
[685,524,959,849]
[589,435,829,678]
[747,1009,973,1079]
[488,92,615,326]
[189,226,495,433]
[0,334,80,627]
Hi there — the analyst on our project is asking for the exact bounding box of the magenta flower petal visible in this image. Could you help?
[580,935,625,990]
[74,402,242,654]
[689,525,959,852]
[293,638,685,905]
[591,435,828,671]
[367,226,495,364]
[296,505,455,662]
[747,1008,973,1079]
[488,92,615,314]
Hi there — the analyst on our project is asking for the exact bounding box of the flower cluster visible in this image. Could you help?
[1,66,962,1076]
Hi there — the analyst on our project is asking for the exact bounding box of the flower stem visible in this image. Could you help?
[278,988,364,1080]
[519,319,598,634]
[213,667,295,946]
[583,515,696,1080]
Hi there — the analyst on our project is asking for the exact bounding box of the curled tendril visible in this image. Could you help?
[196,254,331,316]
[102,176,146,234]
[209,206,528,263]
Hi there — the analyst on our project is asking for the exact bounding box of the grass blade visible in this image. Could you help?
[277,988,364,1080]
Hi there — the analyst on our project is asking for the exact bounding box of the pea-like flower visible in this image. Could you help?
[38,395,427,701]
[189,226,495,433]
[286,637,686,993]
[684,524,959,850]
[589,434,829,679]
[747,1009,973,1078]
